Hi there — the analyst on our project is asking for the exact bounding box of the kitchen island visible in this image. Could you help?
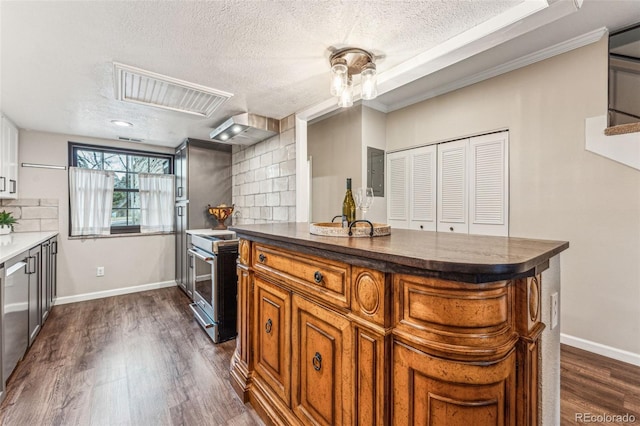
[229,223,568,426]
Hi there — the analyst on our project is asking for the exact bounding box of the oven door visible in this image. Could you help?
[188,247,219,340]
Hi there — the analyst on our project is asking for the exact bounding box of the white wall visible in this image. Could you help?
[18,130,176,299]
[361,106,387,224]
[386,37,640,358]
[308,107,362,222]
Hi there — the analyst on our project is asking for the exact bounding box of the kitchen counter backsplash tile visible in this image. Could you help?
[1,198,59,232]
[232,114,296,225]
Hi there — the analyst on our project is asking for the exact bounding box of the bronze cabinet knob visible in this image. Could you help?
[312,352,322,371]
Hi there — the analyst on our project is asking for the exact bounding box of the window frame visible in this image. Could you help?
[68,142,174,235]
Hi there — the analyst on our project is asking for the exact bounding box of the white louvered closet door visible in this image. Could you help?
[469,132,509,236]
[437,139,469,233]
[409,145,437,231]
[387,151,409,228]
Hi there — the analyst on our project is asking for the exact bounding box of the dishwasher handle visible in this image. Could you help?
[7,261,28,276]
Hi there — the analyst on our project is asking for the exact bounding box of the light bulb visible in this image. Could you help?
[361,63,377,100]
[330,58,348,97]
[338,77,353,108]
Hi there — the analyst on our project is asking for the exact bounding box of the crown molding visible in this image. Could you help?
[388,27,608,112]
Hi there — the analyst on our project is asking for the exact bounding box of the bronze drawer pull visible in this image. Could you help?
[313,271,323,284]
[265,318,272,334]
[259,253,267,263]
[312,352,322,371]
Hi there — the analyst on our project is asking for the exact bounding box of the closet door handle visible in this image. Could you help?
[9,179,16,194]
[0,177,5,192]
[265,318,272,334]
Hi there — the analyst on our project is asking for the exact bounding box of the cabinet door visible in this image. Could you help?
[6,118,18,198]
[437,139,469,233]
[0,116,9,197]
[393,341,516,426]
[175,202,188,293]
[50,237,58,305]
[186,249,195,299]
[292,295,352,426]
[387,150,409,229]
[27,246,41,346]
[469,132,508,237]
[175,144,187,201]
[409,145,437,231]
[40,241,50,323]
[254,277,291,405]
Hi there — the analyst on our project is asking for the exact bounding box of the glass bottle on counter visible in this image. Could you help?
[342,178,356,227]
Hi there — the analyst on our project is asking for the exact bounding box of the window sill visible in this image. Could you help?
[604,122,640,136]
[68,231,175,240]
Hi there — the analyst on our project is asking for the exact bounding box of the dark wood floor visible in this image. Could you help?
[561,344,640,425]
[0,287,263,426]
[1,287,638,426]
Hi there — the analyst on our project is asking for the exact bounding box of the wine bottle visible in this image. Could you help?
[342,178,356,226]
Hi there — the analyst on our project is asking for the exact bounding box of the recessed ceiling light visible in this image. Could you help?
[111,120,133,127]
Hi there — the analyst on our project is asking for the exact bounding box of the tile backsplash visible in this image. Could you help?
[1,198,59,232]
[232,115,296,225]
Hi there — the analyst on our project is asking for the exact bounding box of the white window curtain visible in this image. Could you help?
[139,173,175,233]
[69,167,115,236]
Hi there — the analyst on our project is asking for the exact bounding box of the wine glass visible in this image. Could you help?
[354,187,374,221]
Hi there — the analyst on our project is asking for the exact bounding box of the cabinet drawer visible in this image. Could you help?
[253,244,350,309]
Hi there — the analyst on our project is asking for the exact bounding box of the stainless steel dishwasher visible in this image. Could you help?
[2,251,29,384]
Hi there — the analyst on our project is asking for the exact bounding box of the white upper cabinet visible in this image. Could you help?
[0,114,19,199]
[468,132,509,236]
[388,130,509,237]
[437,139,468,234]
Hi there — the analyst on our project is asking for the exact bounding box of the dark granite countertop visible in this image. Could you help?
[230,222,569,283]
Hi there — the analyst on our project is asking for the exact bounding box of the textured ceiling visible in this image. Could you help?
[1,1,638,148]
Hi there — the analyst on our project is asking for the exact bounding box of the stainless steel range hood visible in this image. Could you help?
[209,113,279,145]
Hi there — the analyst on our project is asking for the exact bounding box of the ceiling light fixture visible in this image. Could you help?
[329,47,378,107]
[111,120,133,127]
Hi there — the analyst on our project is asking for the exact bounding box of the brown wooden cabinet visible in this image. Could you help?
[230,224,568,426]
[393,341,516,425]
[254,277,291,406]
[291,294,352,425]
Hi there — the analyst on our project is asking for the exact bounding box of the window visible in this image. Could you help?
[69,143,173,234]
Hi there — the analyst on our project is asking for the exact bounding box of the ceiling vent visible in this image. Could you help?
[117,136,144,142]
[113,62,233,117]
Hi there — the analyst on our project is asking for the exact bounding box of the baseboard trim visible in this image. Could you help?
[561,333,640,367]
[54,280,176,305]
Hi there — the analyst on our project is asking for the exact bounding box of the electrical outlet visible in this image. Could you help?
[96,266,105,277]
[551,292,559,329]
